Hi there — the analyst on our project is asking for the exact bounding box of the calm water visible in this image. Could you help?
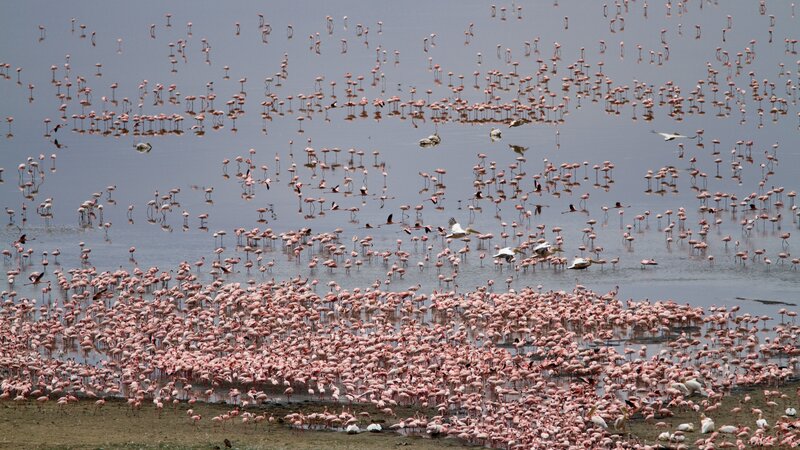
[0,1,798,314]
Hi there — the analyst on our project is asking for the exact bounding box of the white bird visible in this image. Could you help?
[587,407,608,429]
[536,244,562,257]
[567,257,595,270]
[489,128,502,141]
[657,431,672,441]
[493,247,523,262]
[419,134,441,147]
[590,414,608,430]
[426,423,444,436]
[134,142,153,153]
[446,218,480,239]
[756,414,769,430]
[532,241,552,255]
[700,415,715,434]
[671,382,690,396]
[684,378,704,395]
[786,407,797,417]
[508,144,528,154]
[509,118,527,127]
[346,424,361,434]
[366,423,382,433]
[676,423,694,432]
[719,425,738,433]
[651,130,697,141]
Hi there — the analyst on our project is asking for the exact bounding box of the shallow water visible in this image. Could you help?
[0,0,798,315]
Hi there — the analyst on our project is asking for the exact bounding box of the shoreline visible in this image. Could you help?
[5,379,800,449]
[0,396,469,449]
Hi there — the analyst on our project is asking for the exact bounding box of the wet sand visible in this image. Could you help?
[0,399,469,449]
[5,383,798,449]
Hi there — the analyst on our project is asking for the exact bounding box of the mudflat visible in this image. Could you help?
[0,399,469,450]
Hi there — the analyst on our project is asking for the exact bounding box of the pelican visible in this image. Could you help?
[508,144,528,155]
[567,257,596,270]
[489,128,502,141]
[135,142,153,153]
[756,414,769,430]
[426,423,444,437]
[671,382,690,396]
[446,218,480,239]
[786,407,797,417]
[718,425,738,433]
[612,407,629,431]
[676,423,694,432]
[587,407,608,429]
[419,137,435,147]
[419,134,441,147]
[493,247,523,262]
[651,130,697,141]
[533,241,560,257]
[684,378,703,395]
[346,423,361,434]
[366,423,382,432]
[509,118,528,127]
[700,414,715,434]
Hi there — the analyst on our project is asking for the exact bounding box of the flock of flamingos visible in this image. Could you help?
[2,1,800,449]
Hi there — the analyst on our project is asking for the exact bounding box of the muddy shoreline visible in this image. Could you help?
[0,397,470,449]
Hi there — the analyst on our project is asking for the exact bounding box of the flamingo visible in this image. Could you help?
[640,258,658,268]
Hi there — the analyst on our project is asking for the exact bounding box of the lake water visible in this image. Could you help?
[1,0,798,314]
